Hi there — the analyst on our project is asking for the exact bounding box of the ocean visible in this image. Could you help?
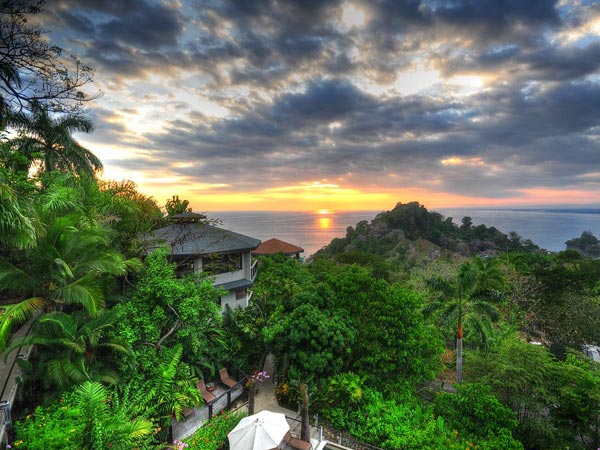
[207,209,600,257]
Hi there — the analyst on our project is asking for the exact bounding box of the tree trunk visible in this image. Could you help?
[456,321,463,384]
[300,383,310,442]
[248,383,255,415]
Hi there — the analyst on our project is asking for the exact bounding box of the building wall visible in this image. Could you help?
[220,290,249,309]
[190,251,254,311]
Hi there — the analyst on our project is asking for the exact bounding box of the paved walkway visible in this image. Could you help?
[254,354,321,445]
[254,354,296,415]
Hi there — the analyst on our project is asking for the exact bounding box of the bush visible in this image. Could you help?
[434,383,522,450]
[13,394,83,450]
[183,410,245,450]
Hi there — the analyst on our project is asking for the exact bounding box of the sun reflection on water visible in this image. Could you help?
[318,217,332,229]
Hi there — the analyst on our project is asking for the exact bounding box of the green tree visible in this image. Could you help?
[117,247,227,379]
[5,310,129,392]
[322,387,458,449]
[0,205,137,350]
[165,194,192,217]
[13,381,153,450]
[0,148,36,248]
[10,100,101,177]
[324,264,443,389]
[511,251,600,355]
[142,345,201,441]
[467,334,557,448]
[552,351,600,449]
[264,302,355,379]
[0,0,97,122]
[434,383,522,449]
[425,257,505,383]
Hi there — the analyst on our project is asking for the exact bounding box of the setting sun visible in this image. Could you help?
[316,209,333,214]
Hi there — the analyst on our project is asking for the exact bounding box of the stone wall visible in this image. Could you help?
[322,424,384,450]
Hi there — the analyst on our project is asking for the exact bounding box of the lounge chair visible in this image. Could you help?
[197,379,216,403]
[219,367,238,388]
[282,431,312,450]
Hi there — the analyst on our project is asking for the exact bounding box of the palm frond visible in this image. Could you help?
[116,417,153,440]
[0,297,45,352]
[53,276,104,314]
[47,358,88,388]
[0,261,38,294]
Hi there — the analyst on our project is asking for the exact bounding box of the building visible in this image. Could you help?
[252,237,304,260]
[144,212,261,310]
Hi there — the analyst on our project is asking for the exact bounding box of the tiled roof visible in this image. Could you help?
[144,223,261,256]
[252,238,304,255]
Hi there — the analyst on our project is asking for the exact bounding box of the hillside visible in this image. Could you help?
[317,201,541,260]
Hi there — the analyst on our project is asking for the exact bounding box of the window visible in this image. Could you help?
[202,253,242,275]
[173,257,194,277]
[235,289,246,300]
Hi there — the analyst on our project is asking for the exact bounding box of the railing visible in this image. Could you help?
[206,379,246,419]
[0,315,37,446]
[251,259,258,281]
[205,367,249,419]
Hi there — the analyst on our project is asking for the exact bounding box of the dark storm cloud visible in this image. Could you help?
[368,0,432,31]
[44,0,186,77]
[272,79,371,122]
[97,4,183,48]
[431,0,560,29]
[525,43,600,81]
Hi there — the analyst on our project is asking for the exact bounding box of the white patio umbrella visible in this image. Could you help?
[228,410,290,450]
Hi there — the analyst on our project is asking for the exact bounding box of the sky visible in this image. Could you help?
[39,0,600,212]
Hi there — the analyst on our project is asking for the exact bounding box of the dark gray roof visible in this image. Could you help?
[144,223,261,256]
[214,279,254,291]
[172,211,206,221]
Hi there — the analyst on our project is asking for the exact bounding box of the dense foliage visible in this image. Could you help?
[183,410,245,450]
[13,382,154,450]
[3,6,600,447]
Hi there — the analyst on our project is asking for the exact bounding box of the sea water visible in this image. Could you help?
[206,209,600,257]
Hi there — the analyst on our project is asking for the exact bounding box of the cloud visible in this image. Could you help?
[36,0,600,208]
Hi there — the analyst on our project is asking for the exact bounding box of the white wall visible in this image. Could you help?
[220,291,249,310]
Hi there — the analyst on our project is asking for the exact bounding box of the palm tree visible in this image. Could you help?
[425,257,505,383]
[5,310,130,390]
[0,211,138,350]
[0,142,39,248]
[0,167,36,249]
[10,100,101,177]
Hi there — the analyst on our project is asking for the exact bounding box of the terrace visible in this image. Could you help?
[172,358,324,447]
[172,380,245,440]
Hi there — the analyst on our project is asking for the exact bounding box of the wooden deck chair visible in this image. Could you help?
[197,379,216,403]
[219,367,238,388]
[283,431,312,450]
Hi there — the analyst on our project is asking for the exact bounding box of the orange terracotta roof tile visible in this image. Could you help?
[252,238,304,255]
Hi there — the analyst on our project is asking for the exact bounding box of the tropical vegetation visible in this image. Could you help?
[3,2,600,449]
